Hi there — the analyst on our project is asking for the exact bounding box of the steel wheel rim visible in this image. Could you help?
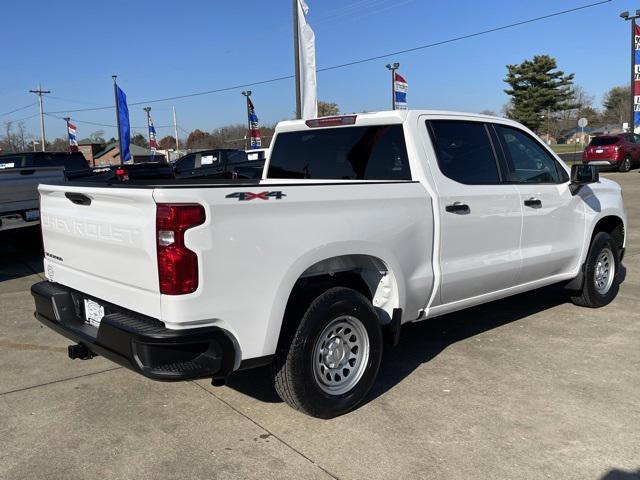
[594,247,615,295]
[623,158,631,171]
[312,315,370,396]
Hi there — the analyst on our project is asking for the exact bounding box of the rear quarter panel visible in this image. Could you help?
[153,182,434,360]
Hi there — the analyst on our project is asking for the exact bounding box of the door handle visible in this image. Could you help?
[524,197,542,208]
[445,202,470,214]
[65,192,92,206]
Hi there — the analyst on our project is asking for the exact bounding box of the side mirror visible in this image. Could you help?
[570,164,598,194]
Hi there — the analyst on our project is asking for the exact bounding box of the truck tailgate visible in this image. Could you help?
[39,184,161,318]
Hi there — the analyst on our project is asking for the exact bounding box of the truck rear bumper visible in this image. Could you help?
[31,281,238,381]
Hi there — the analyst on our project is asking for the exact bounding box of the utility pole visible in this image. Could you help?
[292,0,302,119]
[620,10,640,133]
[241,91,252,150]
[29,85,50,151]
[385,63,400,110]
[172,106,179,153]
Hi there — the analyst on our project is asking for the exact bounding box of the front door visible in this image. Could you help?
[492,124,585,284]
[425,119,523,305]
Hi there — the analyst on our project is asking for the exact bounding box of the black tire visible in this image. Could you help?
[570,232,620,308]
[271,287,383,418]
[619,156,632,172]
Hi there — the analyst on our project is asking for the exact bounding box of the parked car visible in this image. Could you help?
[173,149,264,179]
[31,111,626,418]
[582,133,640,172]
[0,152,80,232]
[75,161,175,183]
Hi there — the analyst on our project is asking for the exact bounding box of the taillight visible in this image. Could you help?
[156,204,205,295]
[115,167,129,181]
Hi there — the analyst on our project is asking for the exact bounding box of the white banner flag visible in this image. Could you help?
[297,0,317,119]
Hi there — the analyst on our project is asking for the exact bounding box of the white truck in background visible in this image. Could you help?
[31,111,626,418]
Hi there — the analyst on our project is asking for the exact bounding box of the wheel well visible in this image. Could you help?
[275,255,398,352]
[592,216,625,252]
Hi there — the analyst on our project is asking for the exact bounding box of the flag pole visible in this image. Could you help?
[385,63,400,110]
[241,91,252,150]
[292,0,302,119]
[112,75,124,165]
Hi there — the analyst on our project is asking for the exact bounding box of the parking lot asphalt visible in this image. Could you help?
[1,172,639,480]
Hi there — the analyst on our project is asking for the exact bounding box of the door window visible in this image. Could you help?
[174,154,196,173]
[427,121,500,184]
[495,125,566,184]
[0,155,23,169]
[198,152,220,167]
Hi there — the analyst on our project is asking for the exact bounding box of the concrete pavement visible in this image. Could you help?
[1,172,639,480]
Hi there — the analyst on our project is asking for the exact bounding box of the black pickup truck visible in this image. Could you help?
[173,149,264,180]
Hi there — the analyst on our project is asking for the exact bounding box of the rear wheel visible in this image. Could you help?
[271,287,382,418]
[619,156,632,172]
[570,232,620,308]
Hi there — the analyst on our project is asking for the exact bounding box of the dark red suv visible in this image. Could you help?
[583,133,640,172]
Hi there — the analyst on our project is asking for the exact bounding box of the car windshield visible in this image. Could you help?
[590,137,619,146]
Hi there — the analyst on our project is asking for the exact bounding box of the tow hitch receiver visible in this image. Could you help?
[68,343,95,360]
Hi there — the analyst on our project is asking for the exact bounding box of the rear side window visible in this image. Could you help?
[267,125,411,180]
[427,121,500,184]
[226,150,248,164]
[590,136,619,146]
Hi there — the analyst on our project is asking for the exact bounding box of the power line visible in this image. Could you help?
[44,113,172,130]
[0,103,37,117]
[44,0,610,115]
[2,113,40,123]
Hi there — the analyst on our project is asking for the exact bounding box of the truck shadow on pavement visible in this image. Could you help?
[226,285,573,405]
[0,228,44,282]
[599,469,640,480]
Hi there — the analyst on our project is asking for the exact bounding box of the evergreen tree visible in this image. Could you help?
[504,55,576,131]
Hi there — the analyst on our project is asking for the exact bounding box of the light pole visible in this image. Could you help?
[385,63,400,110]
[241,90,252,150]
[620,10,640,132]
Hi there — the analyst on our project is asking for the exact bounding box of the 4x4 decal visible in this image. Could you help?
[225,191,286,201]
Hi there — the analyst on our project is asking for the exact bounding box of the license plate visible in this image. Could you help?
[83,299,104,328]
[25,209,40,221]
[595,149,604,153]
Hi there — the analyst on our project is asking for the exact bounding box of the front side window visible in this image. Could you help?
[267,125,411,180]
[198,152,220,167]
[427,120,500,184]
[495,125,564,184]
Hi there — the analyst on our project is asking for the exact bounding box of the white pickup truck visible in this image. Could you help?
[31,111,627,418]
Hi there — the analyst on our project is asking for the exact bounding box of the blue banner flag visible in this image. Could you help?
[116,86,131,162]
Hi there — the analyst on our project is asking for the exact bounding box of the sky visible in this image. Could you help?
[0,0,637,142]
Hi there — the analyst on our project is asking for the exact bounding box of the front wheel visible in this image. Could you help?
[619,156,632,172]
[570,232,621,308]
[271,287,383,418]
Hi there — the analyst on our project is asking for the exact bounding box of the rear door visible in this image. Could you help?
[39,183,161,318]
[492,124,584,283]
[425,120,522,305]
